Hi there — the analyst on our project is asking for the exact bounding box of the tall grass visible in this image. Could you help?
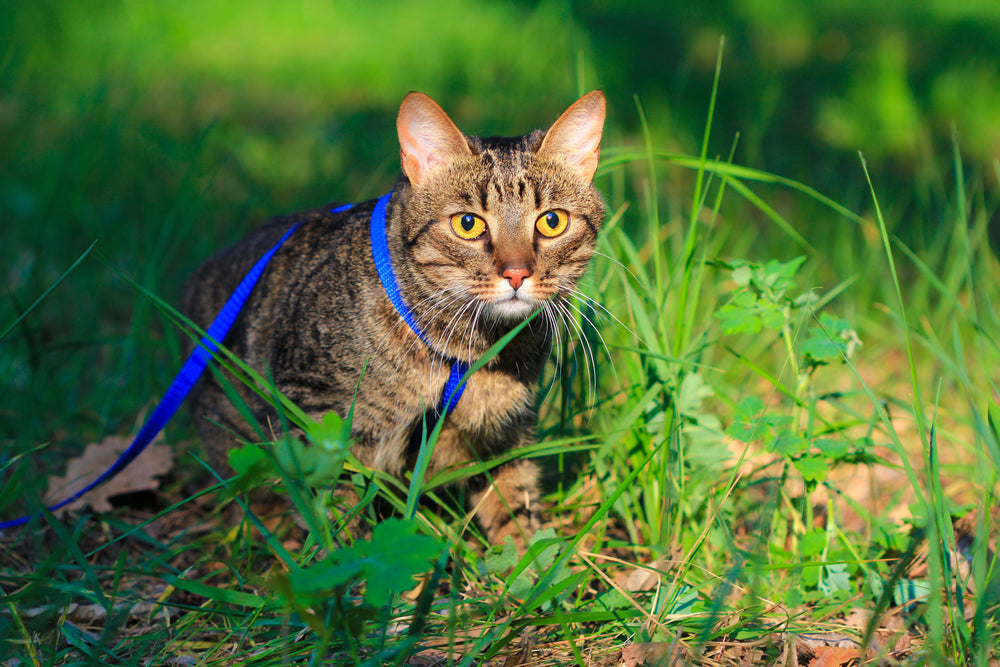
[3,9,1000,665]
[4,142,999,665]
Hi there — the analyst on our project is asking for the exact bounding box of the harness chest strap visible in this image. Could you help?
[368,191,470,415]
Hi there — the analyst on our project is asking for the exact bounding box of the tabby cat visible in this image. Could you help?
[182,91,606,545]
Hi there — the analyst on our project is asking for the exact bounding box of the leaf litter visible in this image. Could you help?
[44,433,174,516]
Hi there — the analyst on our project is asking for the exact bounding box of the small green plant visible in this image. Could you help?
[223,410,448,664]
[717,255,866,494]
[482,528,574,607]
[271,517,444,663]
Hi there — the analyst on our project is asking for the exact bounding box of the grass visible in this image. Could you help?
[3,10,1000,667]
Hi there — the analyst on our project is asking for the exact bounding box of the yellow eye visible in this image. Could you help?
[450,213,487,239]
[536,209,569,237]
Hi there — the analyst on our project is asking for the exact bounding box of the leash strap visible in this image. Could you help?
[0,220,307,530]
[1,195,469,530]
[369,192,470,416]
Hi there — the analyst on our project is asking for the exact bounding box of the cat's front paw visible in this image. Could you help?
[472,459,542,552]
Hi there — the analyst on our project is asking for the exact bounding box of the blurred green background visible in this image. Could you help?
[2,0,999,456]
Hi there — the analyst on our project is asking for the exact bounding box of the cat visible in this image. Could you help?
[181,90,606,546]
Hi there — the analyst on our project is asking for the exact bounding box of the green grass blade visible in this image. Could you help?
[1,240,97,343]
[404,309,541,518]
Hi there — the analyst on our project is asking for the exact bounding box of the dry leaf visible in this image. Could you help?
[842,608,870,630]
[620,641,684,666]
[809,645,860,667]
[626,559,667,592]
[796,632,860,651]
[46,434,174,516]
[892,633,912,654]
[405,648,451,666]
[502,631,535,667]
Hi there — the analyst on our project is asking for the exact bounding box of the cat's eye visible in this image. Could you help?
[536,210,569,237]
[450,213,487,239]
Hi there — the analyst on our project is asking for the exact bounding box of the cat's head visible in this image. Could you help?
[393,91,606,326]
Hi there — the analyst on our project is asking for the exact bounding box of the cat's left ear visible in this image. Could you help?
[397,92,472,188]
[538,91,606,182]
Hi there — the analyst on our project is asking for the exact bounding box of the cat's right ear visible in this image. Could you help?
[397,92,472,188]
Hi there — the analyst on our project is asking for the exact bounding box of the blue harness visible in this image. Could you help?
[369,192,470,415]
[0,192,466,529]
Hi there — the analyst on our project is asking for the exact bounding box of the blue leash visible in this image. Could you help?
[0,221,304,530]
[0,195,468,529]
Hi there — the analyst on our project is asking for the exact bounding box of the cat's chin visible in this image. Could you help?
[488,296,539,321]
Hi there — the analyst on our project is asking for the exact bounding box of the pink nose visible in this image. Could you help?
[502,267,531,290]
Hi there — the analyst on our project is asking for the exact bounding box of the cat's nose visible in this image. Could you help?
[502,267,531,290]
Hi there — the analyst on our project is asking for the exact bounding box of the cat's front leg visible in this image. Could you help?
[469,456,541,549]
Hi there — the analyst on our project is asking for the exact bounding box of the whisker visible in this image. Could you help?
[541,302,566,405]
[551,298,598,410]
[434,291,478,382]
[376,284,471,394]
[467,301,487,367]
[566,286,646,348]
[440,296,477,358]
[593,250,643,285]
[559,295,621,401]
[396,286,461,362]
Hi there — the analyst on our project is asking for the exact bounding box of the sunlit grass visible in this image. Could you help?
[3,3,1000,665]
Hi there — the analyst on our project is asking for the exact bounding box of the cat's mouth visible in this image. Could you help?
[489,291,540,320]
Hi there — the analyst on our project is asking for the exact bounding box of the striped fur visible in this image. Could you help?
[182,91,606,547]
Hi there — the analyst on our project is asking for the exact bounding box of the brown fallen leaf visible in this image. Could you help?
[405,648,451,666]
[46,433,174,516]
[625,559,668,592]
[502,631,535,667]
[620,641,685,666]
[809,645,860,667]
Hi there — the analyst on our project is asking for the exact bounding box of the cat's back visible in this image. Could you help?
[180,200,376,350]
